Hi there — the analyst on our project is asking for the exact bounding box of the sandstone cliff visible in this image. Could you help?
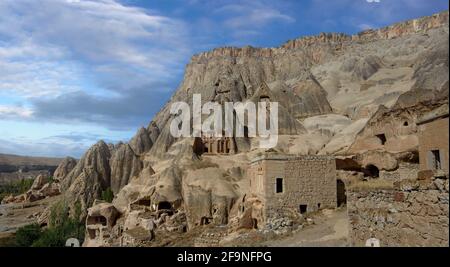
[52,11,448,241]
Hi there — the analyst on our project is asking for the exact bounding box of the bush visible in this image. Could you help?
[15,201,85,247]
[15,224,42,247]
[101,187,114,203]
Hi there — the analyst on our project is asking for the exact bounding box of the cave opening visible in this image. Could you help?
[364,164,380,178]
[375,134,387,145]
[337,179,347,207]
[158,201,172,210]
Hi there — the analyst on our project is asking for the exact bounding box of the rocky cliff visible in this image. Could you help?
[51,11,448,242]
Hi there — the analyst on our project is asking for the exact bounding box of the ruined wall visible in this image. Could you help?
[418,117,449,172]
[380,163,419,181]
[348,175,449,247]
[250,155,336,220]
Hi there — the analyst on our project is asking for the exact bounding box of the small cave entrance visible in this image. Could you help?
[137,199,151,206]
[299,205,307,214]
[337,179,347,207]
[252,218,258,229]
[364,164,380,178]
[157,201,172,210]
[200,216,211,226]
[375,134,387,145]
[87,229,96,239]
[87,216,107,226]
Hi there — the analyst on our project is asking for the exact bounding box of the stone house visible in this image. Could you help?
[247,154,337,223]
[417,103,449,174]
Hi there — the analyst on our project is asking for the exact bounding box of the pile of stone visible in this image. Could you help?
[265,217,295,234]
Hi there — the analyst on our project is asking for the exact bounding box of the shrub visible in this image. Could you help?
[101,187,114,203]
[15,201,85,247]
[15,224,42,247]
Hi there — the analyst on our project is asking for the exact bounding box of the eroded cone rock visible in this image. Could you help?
[31,174,45,190]
[54,157,77,183]
[110,143,143,194]
[62,141,112,215]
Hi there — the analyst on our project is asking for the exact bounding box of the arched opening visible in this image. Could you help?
[157,201,172,210]
[364,164,379,178]
[337,179,347,207]
[403,121,409,126]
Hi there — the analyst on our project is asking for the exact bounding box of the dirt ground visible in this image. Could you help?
[263,208,349,247]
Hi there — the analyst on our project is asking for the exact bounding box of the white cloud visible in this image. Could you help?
[0,0,191,99]
[214,1,295,38]
[0,105,33,119]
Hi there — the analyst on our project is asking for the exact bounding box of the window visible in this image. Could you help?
[375,134,387,145]
[403,121,409,126]
[276,178,283,193]
[428,150,442,170]
[299,205,307,214]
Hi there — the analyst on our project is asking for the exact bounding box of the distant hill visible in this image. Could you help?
[0,153,62,167]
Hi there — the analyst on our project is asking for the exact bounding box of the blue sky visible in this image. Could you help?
[0,0,448,158]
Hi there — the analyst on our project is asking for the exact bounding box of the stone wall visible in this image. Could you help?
[380,163,419,181]
[249,155,336,221]
[348,175,449,247]
[418,117,449,172]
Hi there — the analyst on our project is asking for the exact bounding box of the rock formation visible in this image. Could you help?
[48,11,449,246]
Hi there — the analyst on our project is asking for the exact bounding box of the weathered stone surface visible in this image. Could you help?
[54,157,77,183]
[110,143,143,194]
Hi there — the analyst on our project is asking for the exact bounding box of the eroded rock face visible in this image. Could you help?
[62,141,112,215]
[182,167,239,229]
[47,11,449,246]
[54,157,77,183]
[110,143,143,194]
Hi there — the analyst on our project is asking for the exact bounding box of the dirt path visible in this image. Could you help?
[265,208,349,247]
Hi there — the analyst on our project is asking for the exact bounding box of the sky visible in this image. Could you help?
[0,0,448,158]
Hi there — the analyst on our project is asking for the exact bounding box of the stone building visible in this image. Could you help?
[193,131,236,155]
[247,154,337,222]
[416,103,449,174]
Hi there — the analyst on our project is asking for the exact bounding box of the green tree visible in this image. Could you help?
[101,187,114,203]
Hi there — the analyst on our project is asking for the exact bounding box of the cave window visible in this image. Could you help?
[137,199,151,206]
[364,164,379,178]
[375,134,387,145]
[428,150,442,170]
[317,203,321,209]
[158,201,172,210]
[276,178,283,193]
[403,121,409,126]
[299,205,307,214]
